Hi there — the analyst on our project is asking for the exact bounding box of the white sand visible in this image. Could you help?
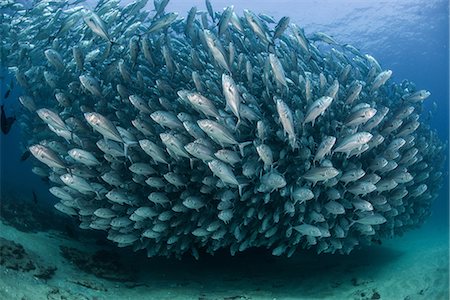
[0,220,448,300]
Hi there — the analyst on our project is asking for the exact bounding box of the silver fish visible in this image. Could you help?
[222,74,242,125]
[83,10,112,42]
[29,144,66,169]
[68,148,101,166]
[293,224,322,237]
[303,96,333,126]
[37,108,67,131]
[269,53,288,88]
[303,167,339,185]
[370,70,392,91]
[147,12,178,34]
[208,159,243,194]
[313,136,336,163]
[353,214,387,226]
[333,132,373,157]
[186,92,220,119]
[403,90,431,103]
[84,112,123,143]
[275,98,296,147]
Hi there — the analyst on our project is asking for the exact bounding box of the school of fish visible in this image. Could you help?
[0,0,446,258]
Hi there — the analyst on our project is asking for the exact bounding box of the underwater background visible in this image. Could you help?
[0,0,449,299]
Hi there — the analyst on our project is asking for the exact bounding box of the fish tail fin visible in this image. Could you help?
[289,137,299,150]
[127,155,134,164]
[272,159,280,170]
[234,117,241,131]
[267,40,275,53]
[238,141,252,156]
[123,143,129,159]
[236,177,249,197]
[238,183,248,197]
[238,184,243,197]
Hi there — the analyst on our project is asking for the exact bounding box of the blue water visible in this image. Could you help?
[2,0,448,228]
[0,0,448,298]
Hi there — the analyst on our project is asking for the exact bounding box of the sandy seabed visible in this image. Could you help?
[0,218,448,300]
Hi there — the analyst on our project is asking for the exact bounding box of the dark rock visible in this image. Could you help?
[46,287,89,300]
[59,246,134,281]
[371,290,381,299]
[123,282,149,289]
[0,237,57,281]
[0,237,35,272]
[68,278,108,291]
[34,266,57,281]
[331,280,342,288]
[0,193,72,233]
[351,277,372,287]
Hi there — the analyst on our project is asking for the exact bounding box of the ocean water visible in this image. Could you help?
[0,0,449,299]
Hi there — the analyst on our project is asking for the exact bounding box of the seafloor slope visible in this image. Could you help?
[0,195,447,300]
